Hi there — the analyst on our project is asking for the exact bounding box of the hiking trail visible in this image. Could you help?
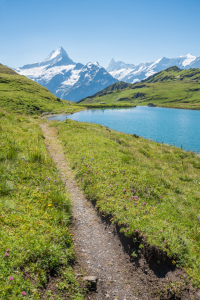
[41,122,190,300]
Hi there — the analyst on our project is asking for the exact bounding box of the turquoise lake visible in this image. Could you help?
[49,106,200,153]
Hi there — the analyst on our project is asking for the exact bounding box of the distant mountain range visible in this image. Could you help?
[15,48,200,102]
[106,54,200,83]
[15,47,118,102]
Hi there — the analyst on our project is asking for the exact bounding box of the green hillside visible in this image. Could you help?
[78,66,200,109]
[0,63,19,75]
[79,81,133,101]
[0,64,80,115]
[0,63,85,298]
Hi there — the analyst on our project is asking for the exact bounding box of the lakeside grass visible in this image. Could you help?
[54,119,200,287]
[0,111,84,299]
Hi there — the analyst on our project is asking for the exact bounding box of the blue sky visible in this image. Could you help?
[1,0,200,68]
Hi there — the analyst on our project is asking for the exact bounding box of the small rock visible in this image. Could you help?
[75,273,83,277]
[83,276,98,290]
[147,102,155,107]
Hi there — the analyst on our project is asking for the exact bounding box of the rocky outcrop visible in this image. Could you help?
[147,103,155,107]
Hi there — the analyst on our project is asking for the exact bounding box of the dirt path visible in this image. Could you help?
[41,123,192,300]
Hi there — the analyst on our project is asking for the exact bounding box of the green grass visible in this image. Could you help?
[0,111,84,299]
[0,64,83,115]
[54,119,200,287]
[0,64,18,75]
[79,66,200,110]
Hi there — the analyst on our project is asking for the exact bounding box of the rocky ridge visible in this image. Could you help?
[107,54,200,83]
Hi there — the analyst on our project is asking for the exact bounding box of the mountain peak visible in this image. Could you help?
[45,47,70,61]
[186,53,196,58]
[182,53,196,67]
[106,58,136,72]
[20,47,75,70]
[106,58,120,72]
[94,62,100,67]
[42,47,75,66]
[85,62,101,68]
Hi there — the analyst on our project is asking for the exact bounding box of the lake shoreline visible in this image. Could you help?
[50,106,200,154]
[156,105,200,111]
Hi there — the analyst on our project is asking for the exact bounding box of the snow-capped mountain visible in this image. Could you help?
[16,47,118,102]
[107,54,200,83]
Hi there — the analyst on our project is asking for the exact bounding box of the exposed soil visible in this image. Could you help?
[41,122,199,300]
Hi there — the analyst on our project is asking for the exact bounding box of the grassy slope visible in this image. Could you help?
[54,119,200,287]
[79,81,133,101]
[0,111,84,299]
[0,64,18,75]
[79,66,200,109]
[0,64,82,115]
[0,64,85,299]
[78,82,136,107]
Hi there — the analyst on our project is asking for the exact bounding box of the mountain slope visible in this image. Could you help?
[78,81,133,102]
[16,47,118,102]
[107,54,200,84]
[0,63,79,114]
[79,67,200,109]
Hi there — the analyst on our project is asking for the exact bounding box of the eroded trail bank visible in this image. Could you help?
[41,122,192,300]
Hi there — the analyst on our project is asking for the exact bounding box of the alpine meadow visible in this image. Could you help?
[2,2,200,298]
